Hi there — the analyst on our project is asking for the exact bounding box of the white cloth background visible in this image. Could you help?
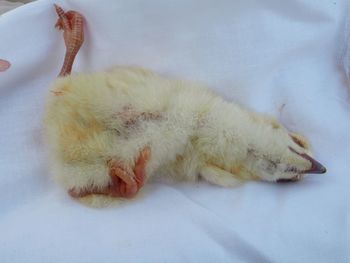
[0,0,349,262]
[0,1,24,15]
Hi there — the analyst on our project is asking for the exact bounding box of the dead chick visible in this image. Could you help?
[44,5,326,202]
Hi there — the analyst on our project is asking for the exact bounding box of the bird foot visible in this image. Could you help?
[54,4,84,76]
[69,147,151,199]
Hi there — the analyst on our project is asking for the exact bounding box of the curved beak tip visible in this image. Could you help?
[320,166,327,174]
[289,147,327,174]
[305,160,327,174]
[288,147,327,175]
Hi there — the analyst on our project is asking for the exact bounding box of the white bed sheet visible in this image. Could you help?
[0,0,349,262]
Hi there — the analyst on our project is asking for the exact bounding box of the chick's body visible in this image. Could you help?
[44,67,313,194]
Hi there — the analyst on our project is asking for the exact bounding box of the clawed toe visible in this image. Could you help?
[68,147,151,199]
[107,147,150,198]
[109,164,138,198]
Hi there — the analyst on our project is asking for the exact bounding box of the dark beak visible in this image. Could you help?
[288,147,327,174]
[302,154,327,174]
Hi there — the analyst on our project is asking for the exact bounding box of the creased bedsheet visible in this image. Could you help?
[0,0,349,262]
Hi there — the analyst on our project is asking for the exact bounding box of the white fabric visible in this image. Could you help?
[0,0,349,262]
[0,1,25,15]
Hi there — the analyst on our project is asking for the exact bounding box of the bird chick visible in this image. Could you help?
[44,5,326,202]
[44,66,326,199]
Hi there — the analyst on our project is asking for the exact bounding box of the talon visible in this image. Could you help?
[54,4,65,20]
[133,147,151,188]
[108,161,138,198]
[54,4,70,30]
[114,167,134,186]
[54,4,63,16]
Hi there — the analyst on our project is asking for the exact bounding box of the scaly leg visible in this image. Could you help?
[54,4,84,77]
[54,6,151,198]
[69,147,151,198]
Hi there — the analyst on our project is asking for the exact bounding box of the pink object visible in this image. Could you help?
[54,4,84,77]
[0,59,10,72]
